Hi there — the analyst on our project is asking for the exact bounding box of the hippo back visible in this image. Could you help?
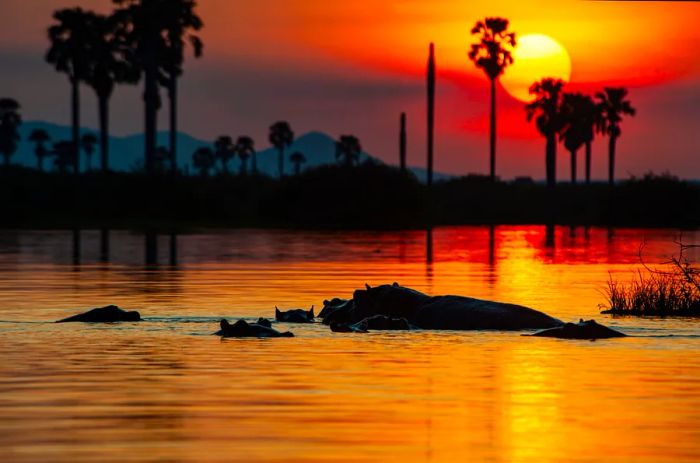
[415,295,563,330]
[353,284,431,321]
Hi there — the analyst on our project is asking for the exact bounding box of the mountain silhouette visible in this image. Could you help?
[14,121,450,181]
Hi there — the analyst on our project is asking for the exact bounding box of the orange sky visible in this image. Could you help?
[1,0,699,179]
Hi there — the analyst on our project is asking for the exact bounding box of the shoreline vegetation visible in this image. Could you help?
[1,164,698,230]
[602,242,700,316]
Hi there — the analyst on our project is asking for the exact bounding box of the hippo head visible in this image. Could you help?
[352,283,430,320]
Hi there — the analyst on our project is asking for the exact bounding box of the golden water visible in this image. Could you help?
[0,226,698,462]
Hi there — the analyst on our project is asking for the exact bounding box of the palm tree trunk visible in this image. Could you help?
[169,73,177,174]
[252,151,257,174]
[98,96,109,172]
[399,112,406,172]
[570,148,577,184]
[489,77,496,181]
[426,43,435,188]
[37,150,43,171]
[278,148,284,178]
[546,133,556,188]
[241,159,248,176]
[143,42,158,175]
[585,141,592,184]
[71,77,80,175]
[608,134,617,186]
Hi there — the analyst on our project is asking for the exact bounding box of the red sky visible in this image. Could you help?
[1,0,699,179]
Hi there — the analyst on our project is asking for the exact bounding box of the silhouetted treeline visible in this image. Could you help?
[0,165,697,229]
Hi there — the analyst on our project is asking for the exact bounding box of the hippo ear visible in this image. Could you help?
[392,282,399,287]
[276,307,281,315]
[323,299,329,306]
[365,283,372,290]
[220,319,229,329]
[309,306,315,318]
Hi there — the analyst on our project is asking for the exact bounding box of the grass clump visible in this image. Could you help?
[602,242,700,316]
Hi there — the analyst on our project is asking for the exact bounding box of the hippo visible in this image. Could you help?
[330,319,369,333]
[529,319,627,340]
[320,283,563,331]
[56,305,141,323]
[275,306,315,323]
[319,298,353,319]
[256,317,272,328]
[215,319,294,338]
[329,315,413,334]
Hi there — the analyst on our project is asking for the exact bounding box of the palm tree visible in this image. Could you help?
[269,121,294,178]
[525,78,565,188]
[46,8,93,175]
[214,135,235,173]
[560,92,596,184]
[81,133,98,171]
[596,87,636,186]
[52,140,76,174]
[85,13,138,173]
[192,146,215,177]
[0,98,22,167]
[235,136,256,174]
[427,43,435,187]
[469,17,516,182]
[29,129,51,171]
[335,135,362,167]
[161,0,203,174]
[399,112,407,172]
[289,151,306,175]
[154,145,170,173]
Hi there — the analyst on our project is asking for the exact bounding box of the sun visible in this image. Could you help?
[500,34,572,103]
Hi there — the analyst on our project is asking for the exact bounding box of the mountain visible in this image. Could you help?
[14,121,451,181]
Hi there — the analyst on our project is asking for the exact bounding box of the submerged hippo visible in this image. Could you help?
[329,315,413,334]
[216,319,294,338]
[56,305,141,323]
[275,306,315,323]
[529,319,627,340]
[256,317,272,328]
[321,283,563,331]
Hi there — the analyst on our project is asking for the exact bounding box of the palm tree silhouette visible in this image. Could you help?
[29,129,51,171]
[235,136,256,174]
[0,99,22,167]
[52,140,76,173]
[85,13,138,173]
[560,92,596,184]
[269,121,294,178]
[596,87,636,186]
[335,135,362,167]
[526,78,565,188]
[46,8,93,174]
[192,146,215,177]
[289,151,306,175]
[81,133,98,171]
[427,43,435,187]
[214,135,235,174]
[160,0,203,174]
[154,145,170,173]
[469,17,516,182]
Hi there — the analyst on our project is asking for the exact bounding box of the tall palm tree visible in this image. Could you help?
[269,121,294,178]
[214,135,235,173]
[235,136,256,174]
[560,92,596,184]
[161,0,203,174]
[0,98,22,167]
[469,17,516,182]
[52,140,76,174]
[596,87,636,186]
[335,135,362,167]
[192,146,214,177]
[289,151,306,175]
[427,43,435,187]
[81,133,98,171]
[29,129,51,171]
[85,13,138,173]
[46,8,93,174]
[399,112,407,172]
[525,78,565,188]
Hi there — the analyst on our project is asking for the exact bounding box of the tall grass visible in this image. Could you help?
[602,242,700,316]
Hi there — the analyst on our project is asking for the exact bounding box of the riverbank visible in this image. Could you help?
[2,164,698,230]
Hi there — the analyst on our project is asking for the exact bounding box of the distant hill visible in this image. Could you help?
[14,121,451,182]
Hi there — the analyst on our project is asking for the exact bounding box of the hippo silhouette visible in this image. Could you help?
[320,283,563,331]
[216,319,294,338]
[256,317,272,328]
[329,315,413,334]
[529,319,627,340]
[275,306,315,323]
[319,298,353,319]
[330,319,368,333]
[56,305,141,323]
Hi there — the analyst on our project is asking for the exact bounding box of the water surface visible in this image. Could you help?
[1,226,698,462]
